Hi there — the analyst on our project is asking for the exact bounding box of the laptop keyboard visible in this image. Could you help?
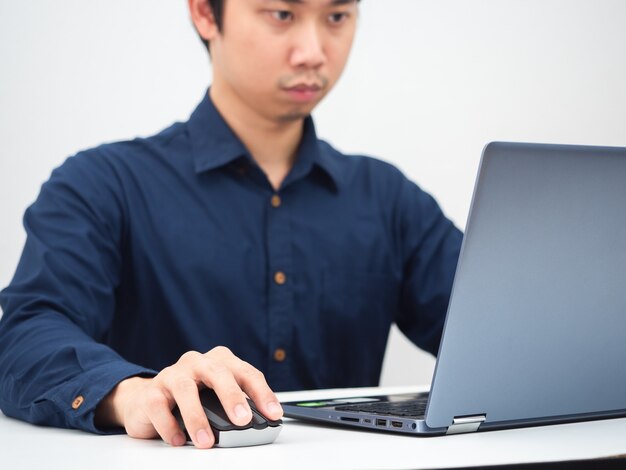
[334,392,430,419]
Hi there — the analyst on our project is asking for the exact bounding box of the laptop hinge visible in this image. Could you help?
[446,415,487,435]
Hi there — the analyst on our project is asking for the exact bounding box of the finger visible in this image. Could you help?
[143,387,187,447]
[197,357,253,426]
[233,361,283,420]
[206,347,282,421]
[166,377,215,449]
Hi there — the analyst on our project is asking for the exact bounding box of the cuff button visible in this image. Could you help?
[72,395,85,410]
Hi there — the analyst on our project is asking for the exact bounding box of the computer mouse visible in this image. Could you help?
[172,388,282,448]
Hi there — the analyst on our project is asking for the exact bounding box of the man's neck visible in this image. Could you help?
[209,88,304,191]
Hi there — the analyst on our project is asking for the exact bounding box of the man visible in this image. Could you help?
[0,0,461,449]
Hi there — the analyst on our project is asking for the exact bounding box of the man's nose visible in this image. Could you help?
[289,24,327,69]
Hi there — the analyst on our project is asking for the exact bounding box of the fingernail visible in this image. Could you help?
[234,403,249,419]
[196,429,212,447]
[267,401,282,415]
[172,433,186,447]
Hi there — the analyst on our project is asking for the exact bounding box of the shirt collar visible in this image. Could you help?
[188,91,248,174]
[187,90,342,191]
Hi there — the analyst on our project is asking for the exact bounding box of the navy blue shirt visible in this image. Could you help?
[0,91,462,433]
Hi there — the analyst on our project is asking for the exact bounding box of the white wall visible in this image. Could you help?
[1,0,625,386]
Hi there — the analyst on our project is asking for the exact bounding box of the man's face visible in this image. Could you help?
[209,0,358,123]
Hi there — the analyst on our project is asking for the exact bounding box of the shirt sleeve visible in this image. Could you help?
[0,153,156,433]
[394,175,463,356]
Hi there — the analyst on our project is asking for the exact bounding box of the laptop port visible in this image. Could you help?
[340,416,359,423]
[391,421,403,428]
[363,418,372,424]
[376,419,387,427]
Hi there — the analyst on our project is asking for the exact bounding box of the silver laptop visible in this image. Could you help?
[282,142,626,435]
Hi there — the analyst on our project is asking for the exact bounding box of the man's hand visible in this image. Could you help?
[95,347,283,448]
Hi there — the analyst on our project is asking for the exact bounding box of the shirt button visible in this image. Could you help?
[237,162,248,175]
[274,348,287,362]
[271,195,281,208]
[274,271,286,285]
[72,395,85,410]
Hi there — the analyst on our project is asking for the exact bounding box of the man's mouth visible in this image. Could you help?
[282,83,324,103]
[278,73,329,104]
[286,84,322,92]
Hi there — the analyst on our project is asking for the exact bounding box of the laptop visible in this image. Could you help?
[282,142,626,435]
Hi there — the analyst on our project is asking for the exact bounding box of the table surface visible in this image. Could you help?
[2,385,626,470]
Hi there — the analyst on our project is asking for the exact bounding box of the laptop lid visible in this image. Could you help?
[425,142,626,431]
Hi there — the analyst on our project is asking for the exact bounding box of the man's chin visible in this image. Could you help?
[276,103,319,123]
[277,111,310,123]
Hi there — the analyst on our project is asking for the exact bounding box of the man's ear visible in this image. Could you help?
[188,0,220,42]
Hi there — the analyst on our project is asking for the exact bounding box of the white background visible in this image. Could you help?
[1,0,625,386]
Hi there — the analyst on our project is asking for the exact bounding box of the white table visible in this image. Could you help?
[2,385,626,470]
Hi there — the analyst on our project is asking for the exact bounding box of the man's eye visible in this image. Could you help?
[271,10,294,22]
[328,12,349,24]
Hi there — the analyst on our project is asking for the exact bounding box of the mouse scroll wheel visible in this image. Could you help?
[250,409,269,429]
[245,398,270,429]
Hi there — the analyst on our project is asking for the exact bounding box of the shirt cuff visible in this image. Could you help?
[50,361,157,434]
